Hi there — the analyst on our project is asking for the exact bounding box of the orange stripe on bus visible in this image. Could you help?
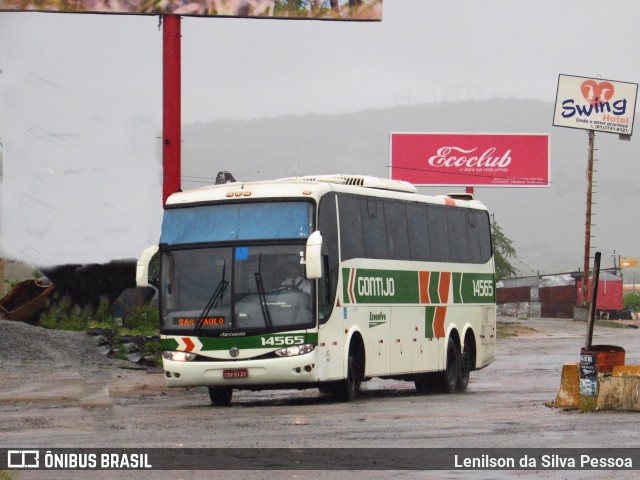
[419,271,431,304]
[439,271,451,304]
[434,306,447,338]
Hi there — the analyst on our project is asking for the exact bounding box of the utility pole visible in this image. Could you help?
[582,130,595,305]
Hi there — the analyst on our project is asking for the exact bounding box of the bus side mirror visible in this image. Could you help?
[305,231,323,280]
[136,245,159,287]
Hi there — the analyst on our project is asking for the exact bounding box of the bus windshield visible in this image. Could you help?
[161,201,312,245]
[161,244,314,334]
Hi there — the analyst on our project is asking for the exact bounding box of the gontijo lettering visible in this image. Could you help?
[358,276,395,296]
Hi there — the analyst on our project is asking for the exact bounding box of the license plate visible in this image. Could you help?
[223,369,248,379]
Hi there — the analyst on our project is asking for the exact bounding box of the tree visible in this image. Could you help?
[492,219,518,280]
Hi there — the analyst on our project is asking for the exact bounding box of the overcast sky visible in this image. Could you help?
[1,0,640,269]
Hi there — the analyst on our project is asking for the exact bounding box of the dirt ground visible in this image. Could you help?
[2,317,640,479]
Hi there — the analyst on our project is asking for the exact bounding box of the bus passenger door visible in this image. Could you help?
[365,306,391,376]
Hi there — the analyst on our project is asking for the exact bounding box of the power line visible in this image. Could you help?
[389,165,551,185]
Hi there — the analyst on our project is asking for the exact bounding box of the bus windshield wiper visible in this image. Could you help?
[194,261,228,335]
[254,253,272,328]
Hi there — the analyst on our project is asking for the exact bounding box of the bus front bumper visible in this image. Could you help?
[162,352,319,388]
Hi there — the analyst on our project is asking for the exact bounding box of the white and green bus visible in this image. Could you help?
[138,174,496,405]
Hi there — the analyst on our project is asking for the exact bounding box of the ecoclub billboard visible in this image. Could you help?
[390,133,549,187]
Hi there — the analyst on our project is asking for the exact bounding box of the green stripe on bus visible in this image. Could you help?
[162,338,179,350]
[162,333,318,352]
[425,306,436,339]
[428,272,441,303]
[342,268,494,305]
[342,268,419,304]
[452,272,496,304]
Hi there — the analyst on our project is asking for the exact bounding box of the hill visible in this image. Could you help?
[181,99,640,278]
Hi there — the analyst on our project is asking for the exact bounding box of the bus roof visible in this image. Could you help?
[165,174,487,210]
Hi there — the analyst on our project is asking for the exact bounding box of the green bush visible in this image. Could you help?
[623,292,640,311]
[40,295,118,331]
[39,294,85,331]
[125,304,160,336]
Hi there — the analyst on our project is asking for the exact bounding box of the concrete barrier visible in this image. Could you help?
[554,362,580,408]
[555,363,640,411]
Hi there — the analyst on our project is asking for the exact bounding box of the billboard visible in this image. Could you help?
[553,74,638,136]
[0,0,382,20]
[390,133,549,187]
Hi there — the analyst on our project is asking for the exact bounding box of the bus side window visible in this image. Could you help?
[447,207,470,263]
[384,200,410,260]
[467,210,482,263]
[407,203,430,261]
[339,195,364,260]
[428,205,450,262]
[318,194,339,323]
[477,211,493,263]
[361,198,387,258]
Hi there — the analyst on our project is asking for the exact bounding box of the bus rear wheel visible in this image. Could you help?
[209,386,233,406]
[438,337,459,394]
[457,349,471,392]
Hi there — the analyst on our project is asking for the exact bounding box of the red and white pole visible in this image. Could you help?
[162,14,181,206]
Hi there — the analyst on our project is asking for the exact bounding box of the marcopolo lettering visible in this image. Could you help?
[358,276,395,297]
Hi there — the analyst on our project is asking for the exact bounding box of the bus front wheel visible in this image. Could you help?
[209,386,233,406]
[333,345,363,402]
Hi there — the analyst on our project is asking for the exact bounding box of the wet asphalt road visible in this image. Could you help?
[2,317,640,479]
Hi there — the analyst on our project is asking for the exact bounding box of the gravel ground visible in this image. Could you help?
[0,320,113,365]
[0,320,148,407]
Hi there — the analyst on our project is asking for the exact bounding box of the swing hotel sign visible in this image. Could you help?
[553,74,638,136]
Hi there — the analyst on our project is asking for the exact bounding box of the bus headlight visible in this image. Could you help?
[274,344,315,357]
[163,351,197,362]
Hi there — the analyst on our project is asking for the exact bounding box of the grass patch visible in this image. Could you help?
[497,322,538,339]
[87,303,159,337]
[594,320,633,329]
[40,295,159,336]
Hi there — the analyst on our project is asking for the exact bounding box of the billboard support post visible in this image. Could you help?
[582,129,595,306]
[162,14,181,207]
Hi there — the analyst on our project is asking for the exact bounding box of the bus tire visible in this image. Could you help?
[438,337,459,394]
[209,386,233,406]
[457,349,471,392]
[333,344,363,402]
